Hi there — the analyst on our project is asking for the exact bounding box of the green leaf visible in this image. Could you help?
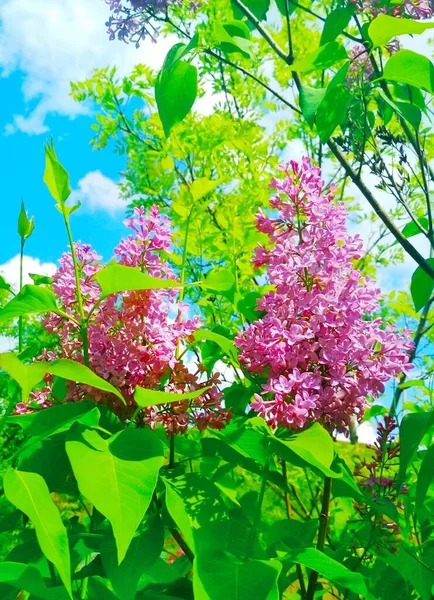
[299,86,326,128]
[0,352,46,401]
[0,274,12,294]
[271,423,338,477]
[17,200,35,242]
[290,41,348,73]
[383,547,434,600]
[202,269,236,292]
[416,444,434,510]
[155,59,198,137]
[44,359,125,404]
[0,284,58,322]
[231,0,270,22]
[192,328,240,366]
[398,378,427,390]
[398,411,434,482]
[410,258,434,311]
[382,49,434,94]
[378,90,422,130]
[316,85,352,142]
[101,515,164,600]
[369,14,434,48]
[164,479,196,552]
[9,400,97,439]
[193,550,282,600]
[94,264,181,299]
[237,291,265,322]
[134,385,210,408]
[29,273,54,285]
[213,22,254,57]
[3,469,72,597]
[0,562,70,600]
[66,426,164,563]
[43,140,71,206]
[189,177,221,202]
[320,5,355,45]
[392,217,428,245]
[285,548,376,600]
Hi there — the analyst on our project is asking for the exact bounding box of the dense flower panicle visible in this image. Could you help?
[235,158,412,432]
[104,0,199,45]
[349,0,433,18]
[17,205,230,434]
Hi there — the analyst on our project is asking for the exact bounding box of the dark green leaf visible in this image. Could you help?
[378,90,422,130]
[320,5,355,45]
[94,264,181,299]
[0,274,12,294]
[29,273,54,285]
[193,550,281,600]
[155,59,198,137]
[369,14,434,48]
[392,217,428,245]
[101,515,164,600]
[0,562,70,600]
[192,328,240,366]
[231,0,270,22]
[66,426,164,563]
[382,49,434,93]
[237,291,265,322]
[213,22,254,57]
[3,469,72,597]
[299,86,326,128]
[410,258,434,311]
[316,85,352,142]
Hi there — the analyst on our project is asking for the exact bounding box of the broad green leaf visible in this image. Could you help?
[45,359,125,404]
[398,378,427,390]
[101,515,164,600]
[213,22,254,57]
[18,433,73,492]
[43,140,71,206]
[223,20,250,39]
[192,328,240,366]
[237,291,265,322]
[378,90,422,130]
[392,217,429,245]
[320,5,355,45]
[66,426,164,563]
[316,85,352,142]
[271,423,338,477]
[17,200,35,241]
[0,284,58,322]
[29,273,54,285]
[155,59,197,137]
[94,264,181,298]
[369,14,434,48]
[286,548,376,600]
[134,385,210,408]
[382,49,434,94]
[164,479,196,551]
[416,444,434,510]
[231,0,270,22]
[299,85,326,128]
[290,41,348,73]
[0,274,12,294]
[0,562,70,600]
[9,400,97,439]
[202,269,236,292]
[88,577,119,600]
[410,258,434,311]
[193,550,281,600]
[266,519,317,549]
[3,469,72,597]
[383,547,434,600]
[362,404,389,422]
[0,352,46,401]
[160,36,199,72]
[189,177,221,202]
[398,411,434,482]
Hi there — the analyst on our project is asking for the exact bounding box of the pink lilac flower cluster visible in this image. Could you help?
[16,205,230,435]
[349,0,433,19]
[354,415,405,554]
[105,0,199,46]
[346,40,399,85]
[234,159,412,432]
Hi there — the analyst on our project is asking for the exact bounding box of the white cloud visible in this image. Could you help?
[70,170,125,215]
[0,0,176,134]
[0,255,57,291]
